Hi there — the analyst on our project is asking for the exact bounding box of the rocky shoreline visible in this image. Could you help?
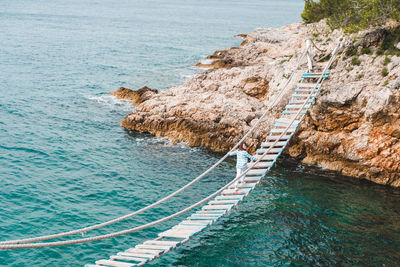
[112,21,400,187]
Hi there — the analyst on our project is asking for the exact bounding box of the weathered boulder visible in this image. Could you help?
[354,28,387,47]
[111,86,158,106]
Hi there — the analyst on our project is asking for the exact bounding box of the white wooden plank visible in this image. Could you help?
[221,189,251,195]
[275,118,301,125]
[117,252,154,260]
[208,199,239,205]
[215,195,244,200]
[297,83,321,88]
[228,182,257,189]
[96,260,136,267]
[282,110,307,115]
[250,161,274,168]
[253,154,279,160]
[270,128,296,134]
[202,204,234,210]
[143,240,180,246]
[246,169,267,176]
[135,244,172,250]
[292,93,317,98]
[196,210,227,214]
[187,216,218,220]
[126,248,163,255]
[189,214,220,219]
[179,222,211,227]
[286,103,311,109]
[161,228,203,235]
[158,230,196,239]
[265,135,292,142]
[110,255,146,263]
[289,99,314,104]
[255,147,283,153]
[190,214,221,219]
[173,225,206,231]
[243,176,262,183]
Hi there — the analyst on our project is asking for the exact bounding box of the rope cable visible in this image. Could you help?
[0,44,309,246]
[0,40,343,250]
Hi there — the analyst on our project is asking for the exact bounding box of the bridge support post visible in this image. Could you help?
[306,38,313,72]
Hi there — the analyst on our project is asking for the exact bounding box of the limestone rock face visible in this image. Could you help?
[119,20,400,187]
[289,35,400,186]
[111,86,158,106]
[121,22,319,153]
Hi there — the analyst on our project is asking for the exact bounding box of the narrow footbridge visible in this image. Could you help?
[0,40,343,267]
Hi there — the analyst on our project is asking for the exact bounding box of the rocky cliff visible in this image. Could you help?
[115,21,400,187]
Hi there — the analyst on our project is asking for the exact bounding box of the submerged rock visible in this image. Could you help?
[111,86,158,106]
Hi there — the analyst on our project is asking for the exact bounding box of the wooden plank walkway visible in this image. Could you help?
[86,72,330,267]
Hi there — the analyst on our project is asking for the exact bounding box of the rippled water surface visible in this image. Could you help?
[1,0,400,266]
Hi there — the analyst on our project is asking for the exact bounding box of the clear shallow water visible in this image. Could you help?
[0,0,399,266]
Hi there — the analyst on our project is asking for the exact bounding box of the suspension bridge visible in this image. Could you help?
[0,38,343,267]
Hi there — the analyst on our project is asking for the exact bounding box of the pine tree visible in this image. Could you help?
[302,0,400,32]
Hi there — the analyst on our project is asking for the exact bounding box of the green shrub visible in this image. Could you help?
[383,80,389,86]
[383,57,391,65]
[381,27,400,56]
[376,49,384,56]
[382,68,389,77]
[301,0,400,32]
[301,0,327,23]
[361,47,371,54]
[351,56,361,66]
[346,46,358,57]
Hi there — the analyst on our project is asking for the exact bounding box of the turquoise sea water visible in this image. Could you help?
[1,0,400,266]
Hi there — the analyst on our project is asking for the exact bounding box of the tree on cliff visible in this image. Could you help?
[302,0,400,32]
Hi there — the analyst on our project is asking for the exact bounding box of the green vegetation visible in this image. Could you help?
[383,80,389,86]
[382,67,389,77]
[381,27,400,56]
[280,55,293,64]
[351,56,361,66]
[302,0,400,32]
[376,49,384,56]
[345,46,358,57]
[383,56,391,65]
[361,47,371,54]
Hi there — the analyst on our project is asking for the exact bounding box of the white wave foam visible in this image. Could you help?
[199,58,213,65]
[87,95,134,112]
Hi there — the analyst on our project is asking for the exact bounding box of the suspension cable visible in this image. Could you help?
[1,44,309,246]
[0,40,343,250]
